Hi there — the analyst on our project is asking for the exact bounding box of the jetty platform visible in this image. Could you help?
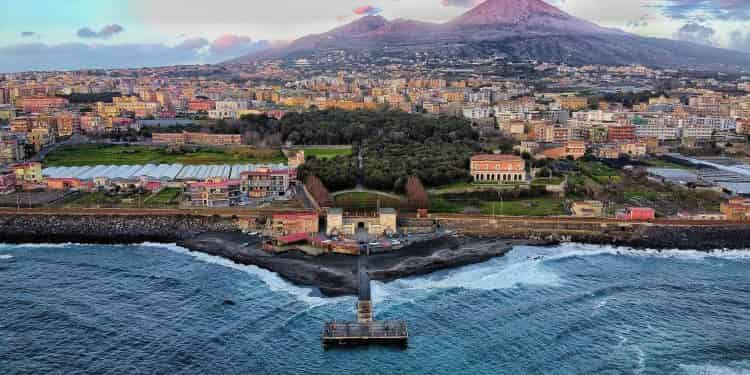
[322,257,409,349]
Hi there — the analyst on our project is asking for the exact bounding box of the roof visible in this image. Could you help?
[276,232,309,245]
[273,212,318,220]
[471,154,522,162]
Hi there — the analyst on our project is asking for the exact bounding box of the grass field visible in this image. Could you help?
[333,191,405,209]
[294,146,352,160]
[143,188,183,207]
[62,191,151,208]
[480,197,567,216]
[531,177,565,186]
[45,145,286,166]
[429,195,567,216]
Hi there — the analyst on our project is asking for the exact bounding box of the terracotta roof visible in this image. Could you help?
[471,154,523,162]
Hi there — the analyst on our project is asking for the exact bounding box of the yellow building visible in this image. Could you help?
[13,162,43,184]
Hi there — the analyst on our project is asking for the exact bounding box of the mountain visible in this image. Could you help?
[231,0,750,70]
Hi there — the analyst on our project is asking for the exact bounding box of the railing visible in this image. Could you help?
[322,321,408,338]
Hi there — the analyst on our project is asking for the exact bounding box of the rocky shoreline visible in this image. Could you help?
[178,232,547,296]
[4,213,750,296]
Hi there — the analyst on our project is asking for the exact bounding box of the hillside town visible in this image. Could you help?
[2,60,750,226]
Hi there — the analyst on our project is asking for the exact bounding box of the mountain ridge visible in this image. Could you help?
[230,0,750,70]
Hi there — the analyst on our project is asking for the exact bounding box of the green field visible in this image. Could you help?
[45,145,286,166]
[143,188,183,207]
[62,191,151,208]
[429,195,567,216]
[333,191,405,209]
[294,147,352,160]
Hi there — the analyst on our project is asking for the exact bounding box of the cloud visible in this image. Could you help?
[729,30,750,52]
[673,22,718,45]
[353,5,382,15]
[77,24,124,39]
[176,37,209,50]
[20,31,36,38]
[659,0,750,20]
[209,34,255,55]
[0,39,268,73]
[440,0,483,7]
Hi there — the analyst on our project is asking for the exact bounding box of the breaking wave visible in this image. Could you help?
[138,242,350,307]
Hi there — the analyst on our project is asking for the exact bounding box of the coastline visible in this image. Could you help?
[5,213,750,296]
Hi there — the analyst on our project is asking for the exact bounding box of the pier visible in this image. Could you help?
[321,258,408,349]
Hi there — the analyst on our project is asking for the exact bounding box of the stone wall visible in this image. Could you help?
[0,214,239,244]
[438,217,750,250]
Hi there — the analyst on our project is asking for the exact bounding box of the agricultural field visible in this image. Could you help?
[143,188,183,207]
[44,144,286,167]
[333,191,405,210]
[429,194,567,216]
[294,146,352,160]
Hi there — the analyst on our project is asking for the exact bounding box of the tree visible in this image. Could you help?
[405,176,429,210]
[304,175,332,208]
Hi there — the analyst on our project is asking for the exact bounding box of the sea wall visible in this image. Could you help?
[0,214,239,244]
[438,217,750,250]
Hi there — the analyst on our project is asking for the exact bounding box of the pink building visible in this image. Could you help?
[22,97,68,113]
[0,170,17,195]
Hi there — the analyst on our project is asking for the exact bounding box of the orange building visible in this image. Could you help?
[151,131,242,146]
[21,96,68,113]
[559,96,588,111]
[721,198,750,221]
[470,154,526,183]
[270,212,319,236]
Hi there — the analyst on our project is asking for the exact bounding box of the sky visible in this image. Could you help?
[1,0,749,73]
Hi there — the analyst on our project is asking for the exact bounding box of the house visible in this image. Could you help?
[617,207,655,221]
[570,201,604,217]
[186,178,241,207]
[542,141,586,160]
[46,177,94,191]
[13,162,43,185]
[240,167,291,199]
[721,198,750,221]
[269,212,319,236]
[470,154,526,183]
[0,169,17,195]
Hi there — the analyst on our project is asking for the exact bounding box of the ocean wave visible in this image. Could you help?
[138,242,351,307]
[371,253,561,304]
[0,242,79,249]
[0,254,13,260]
[680,363,750,375]
[537,243,750,262]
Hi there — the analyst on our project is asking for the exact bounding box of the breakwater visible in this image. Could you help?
[0,214,238,244]
[436,216,750,250]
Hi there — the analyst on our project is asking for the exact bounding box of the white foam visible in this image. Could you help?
[680,364,750,375]
[371,251,562,305]
[0,254,13,260]
[0,243,78,249]
[138,242,351,307]
[541,242,750,262]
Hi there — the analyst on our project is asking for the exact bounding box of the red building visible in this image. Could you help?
[607,124,636,142]
[188,98,215,112]
[0,170,17,195]
[21,97,68,113]
[617,207,655,221]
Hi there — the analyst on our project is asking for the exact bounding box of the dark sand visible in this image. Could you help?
[179,232,548,296]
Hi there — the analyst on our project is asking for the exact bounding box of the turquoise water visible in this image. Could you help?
[2,242,750,374]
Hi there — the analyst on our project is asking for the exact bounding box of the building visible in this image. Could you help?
[326,208,397,238]
[559,96,588,111]
[13,162,43,184]
[269,212,319,236]
[188,98,216,112]
[287,150,305,169]
[619,142,647,158]
[186,178,241,207]
[151,131,243,146]
[0,169,17,195]
[721,198,750,221]
[607,124,636,142]
[470,154,526,183]
[21,97,68,113]
[617,207,655,221]
[240,167,291,199]
[570,201,604,217]
[542,141,587,160]
[0,134,25,163]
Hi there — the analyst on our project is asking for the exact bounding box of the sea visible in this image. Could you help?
[2,242,750,375]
